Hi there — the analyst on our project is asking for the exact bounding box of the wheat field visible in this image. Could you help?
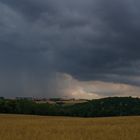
[0,114,140,140]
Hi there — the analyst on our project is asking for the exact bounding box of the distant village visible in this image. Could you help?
[0,97,89,105]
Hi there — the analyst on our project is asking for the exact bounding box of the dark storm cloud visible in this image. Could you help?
[0,0,53,20]
[0,0,140,97]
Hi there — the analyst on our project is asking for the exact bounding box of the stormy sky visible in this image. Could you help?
[0,0,140,99]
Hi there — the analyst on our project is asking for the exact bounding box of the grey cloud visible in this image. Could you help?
[0,0,140,97]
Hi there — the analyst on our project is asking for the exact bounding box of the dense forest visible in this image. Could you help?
[0,97,140,117]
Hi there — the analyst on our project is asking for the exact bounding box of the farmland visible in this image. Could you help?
[0,114,140,140]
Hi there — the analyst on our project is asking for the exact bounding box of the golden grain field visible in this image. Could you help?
[0,114,140,140]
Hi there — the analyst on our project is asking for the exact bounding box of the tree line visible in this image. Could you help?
[0,97,140,117]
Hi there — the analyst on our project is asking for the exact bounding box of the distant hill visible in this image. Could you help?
[63,97,140,117]
[0,97,140,117]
